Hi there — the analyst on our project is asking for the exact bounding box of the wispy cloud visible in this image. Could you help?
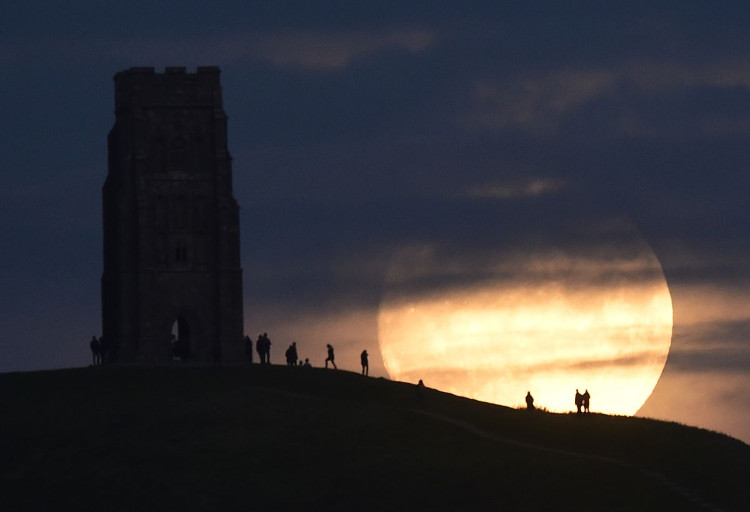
[1,27,437,71]
[240,27,436,70]
[462,177,565,200]
[462,59,750,136]
[466,69,616,134]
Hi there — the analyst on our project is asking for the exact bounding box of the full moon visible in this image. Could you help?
[377,233,673,415]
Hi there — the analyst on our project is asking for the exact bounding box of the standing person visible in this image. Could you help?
[525,391,535,410]
[98,336,108,364]
[89,335,100,366]
[325,344,337,369]
[360,350,369,376]
[582,389,591,413]
[286,342,298,366]
[244,335,253,363]
[256,334,264,364]
[575,389,583,414]
[263,333,271,364]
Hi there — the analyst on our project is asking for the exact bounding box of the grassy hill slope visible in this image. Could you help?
[1,365,748,511]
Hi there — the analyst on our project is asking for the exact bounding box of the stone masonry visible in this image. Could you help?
[102,66,244,363]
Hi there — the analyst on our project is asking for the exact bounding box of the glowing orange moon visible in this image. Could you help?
[377,240,673,415]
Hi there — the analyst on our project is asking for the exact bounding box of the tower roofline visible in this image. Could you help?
[113,66,221,79]
[113,66,223,110]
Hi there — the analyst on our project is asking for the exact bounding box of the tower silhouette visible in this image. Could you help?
[102,66,244,363]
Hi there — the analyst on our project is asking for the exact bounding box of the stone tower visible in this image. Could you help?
[102,66,243,363]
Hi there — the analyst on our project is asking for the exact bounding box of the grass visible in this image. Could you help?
[1,365,748,511]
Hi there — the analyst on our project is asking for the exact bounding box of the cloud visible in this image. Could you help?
[665,319,750,374]
[465,69,616,134]
[462,177,565,200]
[1,27,437,71]
[462,59,750,136]
[239,27,436,70]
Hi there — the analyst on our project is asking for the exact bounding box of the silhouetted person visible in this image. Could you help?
[263,333,271,364]
[98,336,108,364]
[256,333,271,364]
[244,335,253,363]
[361,350,369,376]
[256,334,264,363]
[582,389,591,413]
[525,391,535,411]
[416,379,426,404]
[89,335,100,366]
[285,342,298,366]
[325,344,337,369]
[575,389,583,414]
[303,358,311,367]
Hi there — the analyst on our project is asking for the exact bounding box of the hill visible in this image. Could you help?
[1,365,748,511]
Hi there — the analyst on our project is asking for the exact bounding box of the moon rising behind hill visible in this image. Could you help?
[377,239,673,415]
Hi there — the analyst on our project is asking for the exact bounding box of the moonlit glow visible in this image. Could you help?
[378,244,673,415]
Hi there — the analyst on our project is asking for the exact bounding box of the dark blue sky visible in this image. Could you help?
[2,2,750,442]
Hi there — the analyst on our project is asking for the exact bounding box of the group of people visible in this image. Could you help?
[245,334,370,375]
[255,333,272,364]
[523,389,592,413]
[575,389,591,414]
[89,335,109,365]
[90,330,369,372]
[284,342,312,367]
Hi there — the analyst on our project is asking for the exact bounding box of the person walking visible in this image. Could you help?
[325,344,337,369]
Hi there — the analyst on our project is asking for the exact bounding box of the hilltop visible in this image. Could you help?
[1,365,748,511]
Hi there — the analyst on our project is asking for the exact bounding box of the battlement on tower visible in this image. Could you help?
[113,66,223,110]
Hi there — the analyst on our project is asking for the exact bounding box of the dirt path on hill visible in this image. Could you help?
[244,378,729,511]
[412,409,727,512]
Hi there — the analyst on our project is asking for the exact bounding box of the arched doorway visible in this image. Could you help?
[170,317,191,361]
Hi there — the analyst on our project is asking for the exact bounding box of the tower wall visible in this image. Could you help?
[102,66,244,363]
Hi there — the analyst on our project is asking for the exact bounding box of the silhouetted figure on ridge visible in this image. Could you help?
[285,342,298,366]
[255,334,265,364]
[244,335,253,363]
[89,335,100,366]
[525,391,535,411]
[361,350,369,376]
[99,336,108,364]
[582,389,591,413]
[303,358,311,367]
[415,379,426,404]
[575,389,583,414]
[325,344,337,369]
[256,333,271,364]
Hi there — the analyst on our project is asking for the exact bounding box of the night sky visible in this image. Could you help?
[2,3,749,443]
